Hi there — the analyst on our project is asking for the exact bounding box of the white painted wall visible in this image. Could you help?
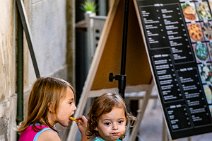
[30,0,67,76]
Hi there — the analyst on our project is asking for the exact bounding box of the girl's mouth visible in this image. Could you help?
[111,132,121,136]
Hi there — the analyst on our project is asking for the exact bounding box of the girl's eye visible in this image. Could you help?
[69,101,74,105]
[104,122,111,126]
[118,120,124,124]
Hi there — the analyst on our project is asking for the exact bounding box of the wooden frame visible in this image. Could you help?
[67,0,156,140]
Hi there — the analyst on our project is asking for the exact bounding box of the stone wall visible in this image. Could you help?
[0,0,74,140]
[0,0,16,140]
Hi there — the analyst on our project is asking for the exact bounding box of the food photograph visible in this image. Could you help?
[181,2,198,22]
[188,23,204,42]
[193,42,209,63]
[202,22,212,41]
[196,1,212,21]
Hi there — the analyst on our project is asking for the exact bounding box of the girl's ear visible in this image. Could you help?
[48,102,55,113]
[95,127,98,131]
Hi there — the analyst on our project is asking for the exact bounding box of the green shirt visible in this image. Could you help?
[94,137,122,141]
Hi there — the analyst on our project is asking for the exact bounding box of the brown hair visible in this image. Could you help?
[87,93,130,137]
[18,77,74,133]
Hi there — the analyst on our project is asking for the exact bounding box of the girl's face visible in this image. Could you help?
[56,87,76,127]
[96,107,127,141]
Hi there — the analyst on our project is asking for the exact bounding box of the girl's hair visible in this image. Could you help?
[87,93,130,137]
[18,77,74,133]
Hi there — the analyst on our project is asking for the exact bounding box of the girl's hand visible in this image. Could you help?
[76,116,88,141]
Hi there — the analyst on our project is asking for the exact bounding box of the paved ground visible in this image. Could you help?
[135,99,212,141]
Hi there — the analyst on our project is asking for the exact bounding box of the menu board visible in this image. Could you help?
[135,0,212,139]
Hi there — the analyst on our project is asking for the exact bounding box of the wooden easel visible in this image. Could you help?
[67,0,164,140]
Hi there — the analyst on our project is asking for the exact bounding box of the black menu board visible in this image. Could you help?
[135,0,212,139]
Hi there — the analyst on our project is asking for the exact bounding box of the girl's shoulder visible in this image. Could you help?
[36,129,60,141]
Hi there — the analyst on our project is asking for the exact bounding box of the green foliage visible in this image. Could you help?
[81,0,96,13]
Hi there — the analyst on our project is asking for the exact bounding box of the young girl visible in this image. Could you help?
[87,93,133,141]
[18,77,88,141]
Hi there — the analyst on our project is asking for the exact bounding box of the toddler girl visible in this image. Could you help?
[87,93,133,141]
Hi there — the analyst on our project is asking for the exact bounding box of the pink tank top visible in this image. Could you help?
[19,125,50,141]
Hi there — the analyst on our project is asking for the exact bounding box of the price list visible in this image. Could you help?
[136,0,212,139]
[176,66,211,126]
[152,51,182,102]
[166,104,191,130]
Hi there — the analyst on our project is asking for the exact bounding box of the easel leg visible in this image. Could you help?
[162,119,169,141]
[129,80,155,141]
[188,137,192,141]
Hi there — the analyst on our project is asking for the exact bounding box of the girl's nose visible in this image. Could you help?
[73,104,77,111]
[112,123,118,130]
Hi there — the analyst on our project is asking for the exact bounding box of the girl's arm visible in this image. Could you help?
[76,116,90,141]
